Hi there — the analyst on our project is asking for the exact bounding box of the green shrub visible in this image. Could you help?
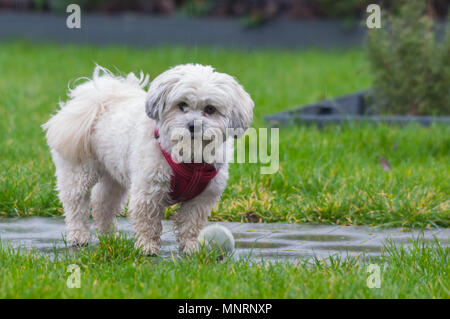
[367,0,450,115]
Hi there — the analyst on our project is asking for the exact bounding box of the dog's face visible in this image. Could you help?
[146,64,254,162]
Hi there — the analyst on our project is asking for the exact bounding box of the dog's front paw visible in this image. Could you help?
[135,238,160,256]
[180,240,199,255]
[68,229,91,247]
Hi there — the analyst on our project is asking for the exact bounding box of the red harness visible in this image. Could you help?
[154,129,218,204]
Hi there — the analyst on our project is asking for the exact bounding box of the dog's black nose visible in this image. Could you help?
[188,122,195,134]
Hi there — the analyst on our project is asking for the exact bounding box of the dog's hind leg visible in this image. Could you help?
[91,174,126,236]
[53,154,99,246]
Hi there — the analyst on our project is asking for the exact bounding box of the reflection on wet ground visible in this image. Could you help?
[0,217,448,263]
[235,241,288,249]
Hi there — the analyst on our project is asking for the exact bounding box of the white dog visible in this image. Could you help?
[43,64,254,255]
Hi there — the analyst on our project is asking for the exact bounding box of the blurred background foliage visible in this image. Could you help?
[1,0,448,21]
[367,0,450,115]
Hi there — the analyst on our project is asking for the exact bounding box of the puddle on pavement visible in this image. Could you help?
[315,245,383,253]
[235,241,287,249]
[0,217,448,263]
[274,234,354,242]
[233,233,265,239]
[240,250,314,261]
[390,237,448,245]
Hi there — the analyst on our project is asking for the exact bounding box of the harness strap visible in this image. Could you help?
[154,128,218,203]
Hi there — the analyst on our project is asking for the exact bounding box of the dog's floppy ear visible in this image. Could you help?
[145,76,179,121]
[228,81,254,138]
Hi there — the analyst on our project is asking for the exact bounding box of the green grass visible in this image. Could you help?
[0,234,447,298]
[0,41,449,228]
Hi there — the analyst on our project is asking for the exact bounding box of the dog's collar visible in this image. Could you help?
[154,129,218,203]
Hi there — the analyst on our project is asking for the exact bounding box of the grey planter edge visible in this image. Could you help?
[264,88,450,127]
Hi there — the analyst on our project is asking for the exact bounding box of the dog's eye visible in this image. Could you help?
[204,105,216,115]
[178,102,188,111]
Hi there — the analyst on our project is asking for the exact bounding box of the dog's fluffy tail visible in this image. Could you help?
[42,65,149,162]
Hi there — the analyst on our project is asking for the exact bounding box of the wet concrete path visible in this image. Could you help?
[0,217,448,262]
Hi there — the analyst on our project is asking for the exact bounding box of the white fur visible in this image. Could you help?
[43,64,254,255]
